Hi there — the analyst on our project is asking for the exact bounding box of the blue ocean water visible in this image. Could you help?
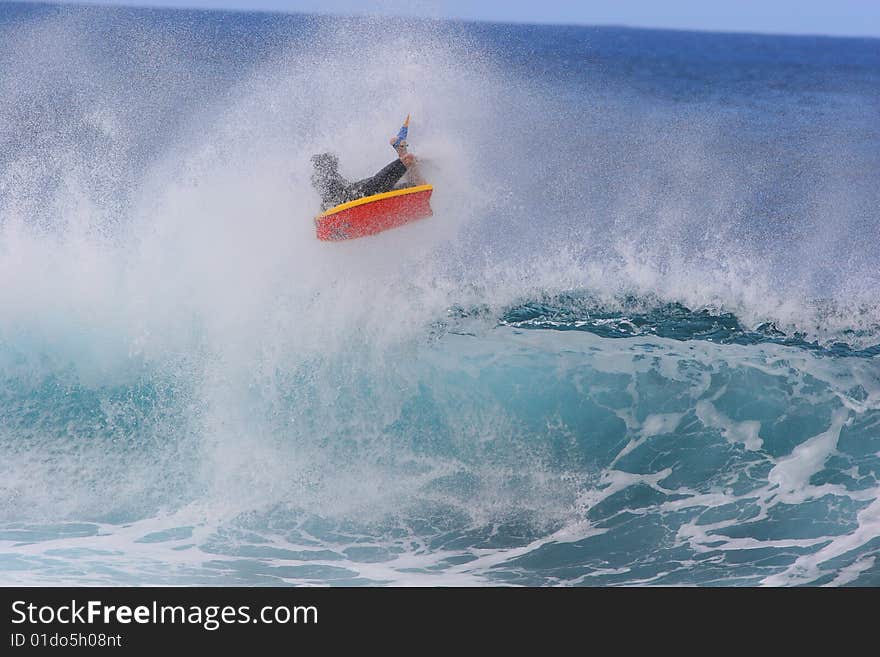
[1,2,879,586]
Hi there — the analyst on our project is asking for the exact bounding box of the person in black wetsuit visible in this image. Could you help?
[311,138,420,211]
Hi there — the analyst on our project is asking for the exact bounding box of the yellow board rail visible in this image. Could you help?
[318,184,434,218]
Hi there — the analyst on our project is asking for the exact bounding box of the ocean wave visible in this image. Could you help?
[1,3,878,586]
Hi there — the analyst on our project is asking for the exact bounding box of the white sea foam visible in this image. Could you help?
[1,7,878,586]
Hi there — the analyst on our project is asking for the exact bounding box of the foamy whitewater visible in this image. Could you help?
[1,3,879,586]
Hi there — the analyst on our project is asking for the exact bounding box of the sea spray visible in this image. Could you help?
[1,3,878,585]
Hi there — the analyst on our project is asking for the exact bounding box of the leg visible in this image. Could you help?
[352,159,408,198]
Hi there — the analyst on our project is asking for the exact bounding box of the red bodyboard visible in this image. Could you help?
[315,184,433,241]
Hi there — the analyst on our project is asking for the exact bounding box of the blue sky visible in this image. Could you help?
[36,1,880,37]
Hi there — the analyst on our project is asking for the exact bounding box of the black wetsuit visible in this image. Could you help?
[313,159,408,211]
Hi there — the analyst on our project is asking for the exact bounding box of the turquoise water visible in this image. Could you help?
[0,3,878,586]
